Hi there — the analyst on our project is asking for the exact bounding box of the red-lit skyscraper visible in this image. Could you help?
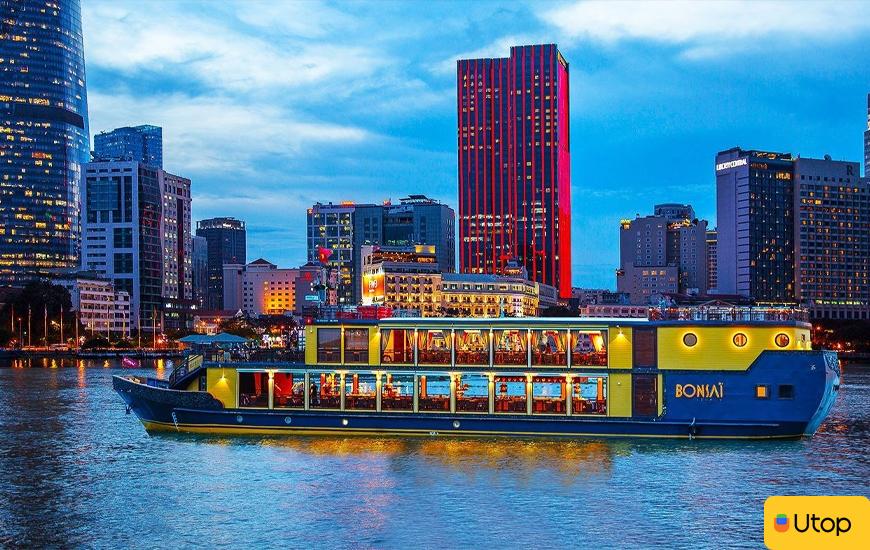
[457,44,571,299]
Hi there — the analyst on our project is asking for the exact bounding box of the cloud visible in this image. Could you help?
[541,0,870,59]
[430,34,538,75]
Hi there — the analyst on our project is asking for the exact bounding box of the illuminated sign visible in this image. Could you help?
[675,383,724,399]
[716,158,748,172]
[361,272,385,305]
[304,294,319,301]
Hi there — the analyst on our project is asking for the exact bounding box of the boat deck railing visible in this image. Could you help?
[651,305,809,322]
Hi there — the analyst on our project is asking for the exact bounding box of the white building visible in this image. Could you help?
[53,272,131,339]
[223,259,299,317]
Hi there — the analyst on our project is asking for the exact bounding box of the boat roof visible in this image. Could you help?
[313,317,810,328]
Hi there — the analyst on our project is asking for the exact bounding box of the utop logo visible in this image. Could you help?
[764,496,868,550]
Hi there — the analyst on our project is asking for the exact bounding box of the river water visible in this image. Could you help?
[0,359,867,548]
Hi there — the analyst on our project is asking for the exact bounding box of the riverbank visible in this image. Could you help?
[0,348,184,361]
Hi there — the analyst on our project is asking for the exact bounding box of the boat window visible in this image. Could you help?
[345,372,377,410]
[418,374,450,411]
[455,329,489,365]
[493,329,527,365]
[755,384,769,399]
[273,371,305,409]
[572,376,607,415]
[532,376,568,414]
[774,333,790,348]
[310,371,341,409]
[777,384,794,399]
[571,330,608,366]
[381,373,414,411]
[455,374,489,412]
[494,376,528,413]
[532,330,567,366]
[317,328,341,363]
[238,372,269,408]
[417,329,451,365]
[381,329,413,364]
[343,328,369,364]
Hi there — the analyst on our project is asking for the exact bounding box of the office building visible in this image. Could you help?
[571,288,630,307]
[706,229,718,294]
[457,44,572,299]
[53,271,131,339]
[793,157,869,320]
[441,270,555,318]
[307,196,455,305]
[82,160,192,329]
[223,259,299,317]
[360,245,442,317]
[82,161,161,329]
[93,125,163,168]
[0,0,89,285]
[715,148,795,302]
[192,235,208,308]
[616,204,708,304]
[196,217,246,310]
[160,172,193,329]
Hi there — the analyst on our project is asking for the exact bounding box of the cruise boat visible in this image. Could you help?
[113,317,840,439]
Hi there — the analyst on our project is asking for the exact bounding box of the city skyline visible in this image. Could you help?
[80,0,870,289]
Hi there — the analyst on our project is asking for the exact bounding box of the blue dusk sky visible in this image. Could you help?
[82,0,870,289]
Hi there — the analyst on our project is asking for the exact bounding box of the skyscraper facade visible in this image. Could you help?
[160,172,193,329]
[195,217,246,311]
[715,148,795,302]
[192,235,208,308]
[864,93,869,177]
[82,161,163,329]
[93,125,163,168]
[793,157,869,320]
[457,44,572,299]
[307,196,455,305]
[0,0,89,285]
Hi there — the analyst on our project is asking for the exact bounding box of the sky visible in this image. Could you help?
[81,0,870,289]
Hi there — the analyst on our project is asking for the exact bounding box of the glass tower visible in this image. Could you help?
[195,217,246,310]
[457,44,572,299]
[94,125,163,168]
[0,0,89,285]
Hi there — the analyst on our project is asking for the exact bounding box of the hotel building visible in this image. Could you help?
[706,229,718,294]
[360,245,442,317]
[715,148,796,302]
[0,0,89,285]
[195,217,246,310]
[307,196,454,305]
[865,93,869,177]
[793,157,869,320]
[457,44,572,299]
[616,204,708,304]
[223,259,299,317]
[93,125,163,168]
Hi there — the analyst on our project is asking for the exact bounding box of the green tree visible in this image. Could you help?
[0,281,82,347]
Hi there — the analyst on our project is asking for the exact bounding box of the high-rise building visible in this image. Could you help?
[81,160,193,329]
[195,217,246,310]
[160,172,193,329]
[616,204,708,304]
[457,44,572,299]
[0,0,89,285]
[192,235,208,308]
[307,196,455,305]
[793,157,869,320]
[82,161,163,329]
[706,229,718,294]
[93,125,163,168]
[715,148,795,302]
[52,271,131,339]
